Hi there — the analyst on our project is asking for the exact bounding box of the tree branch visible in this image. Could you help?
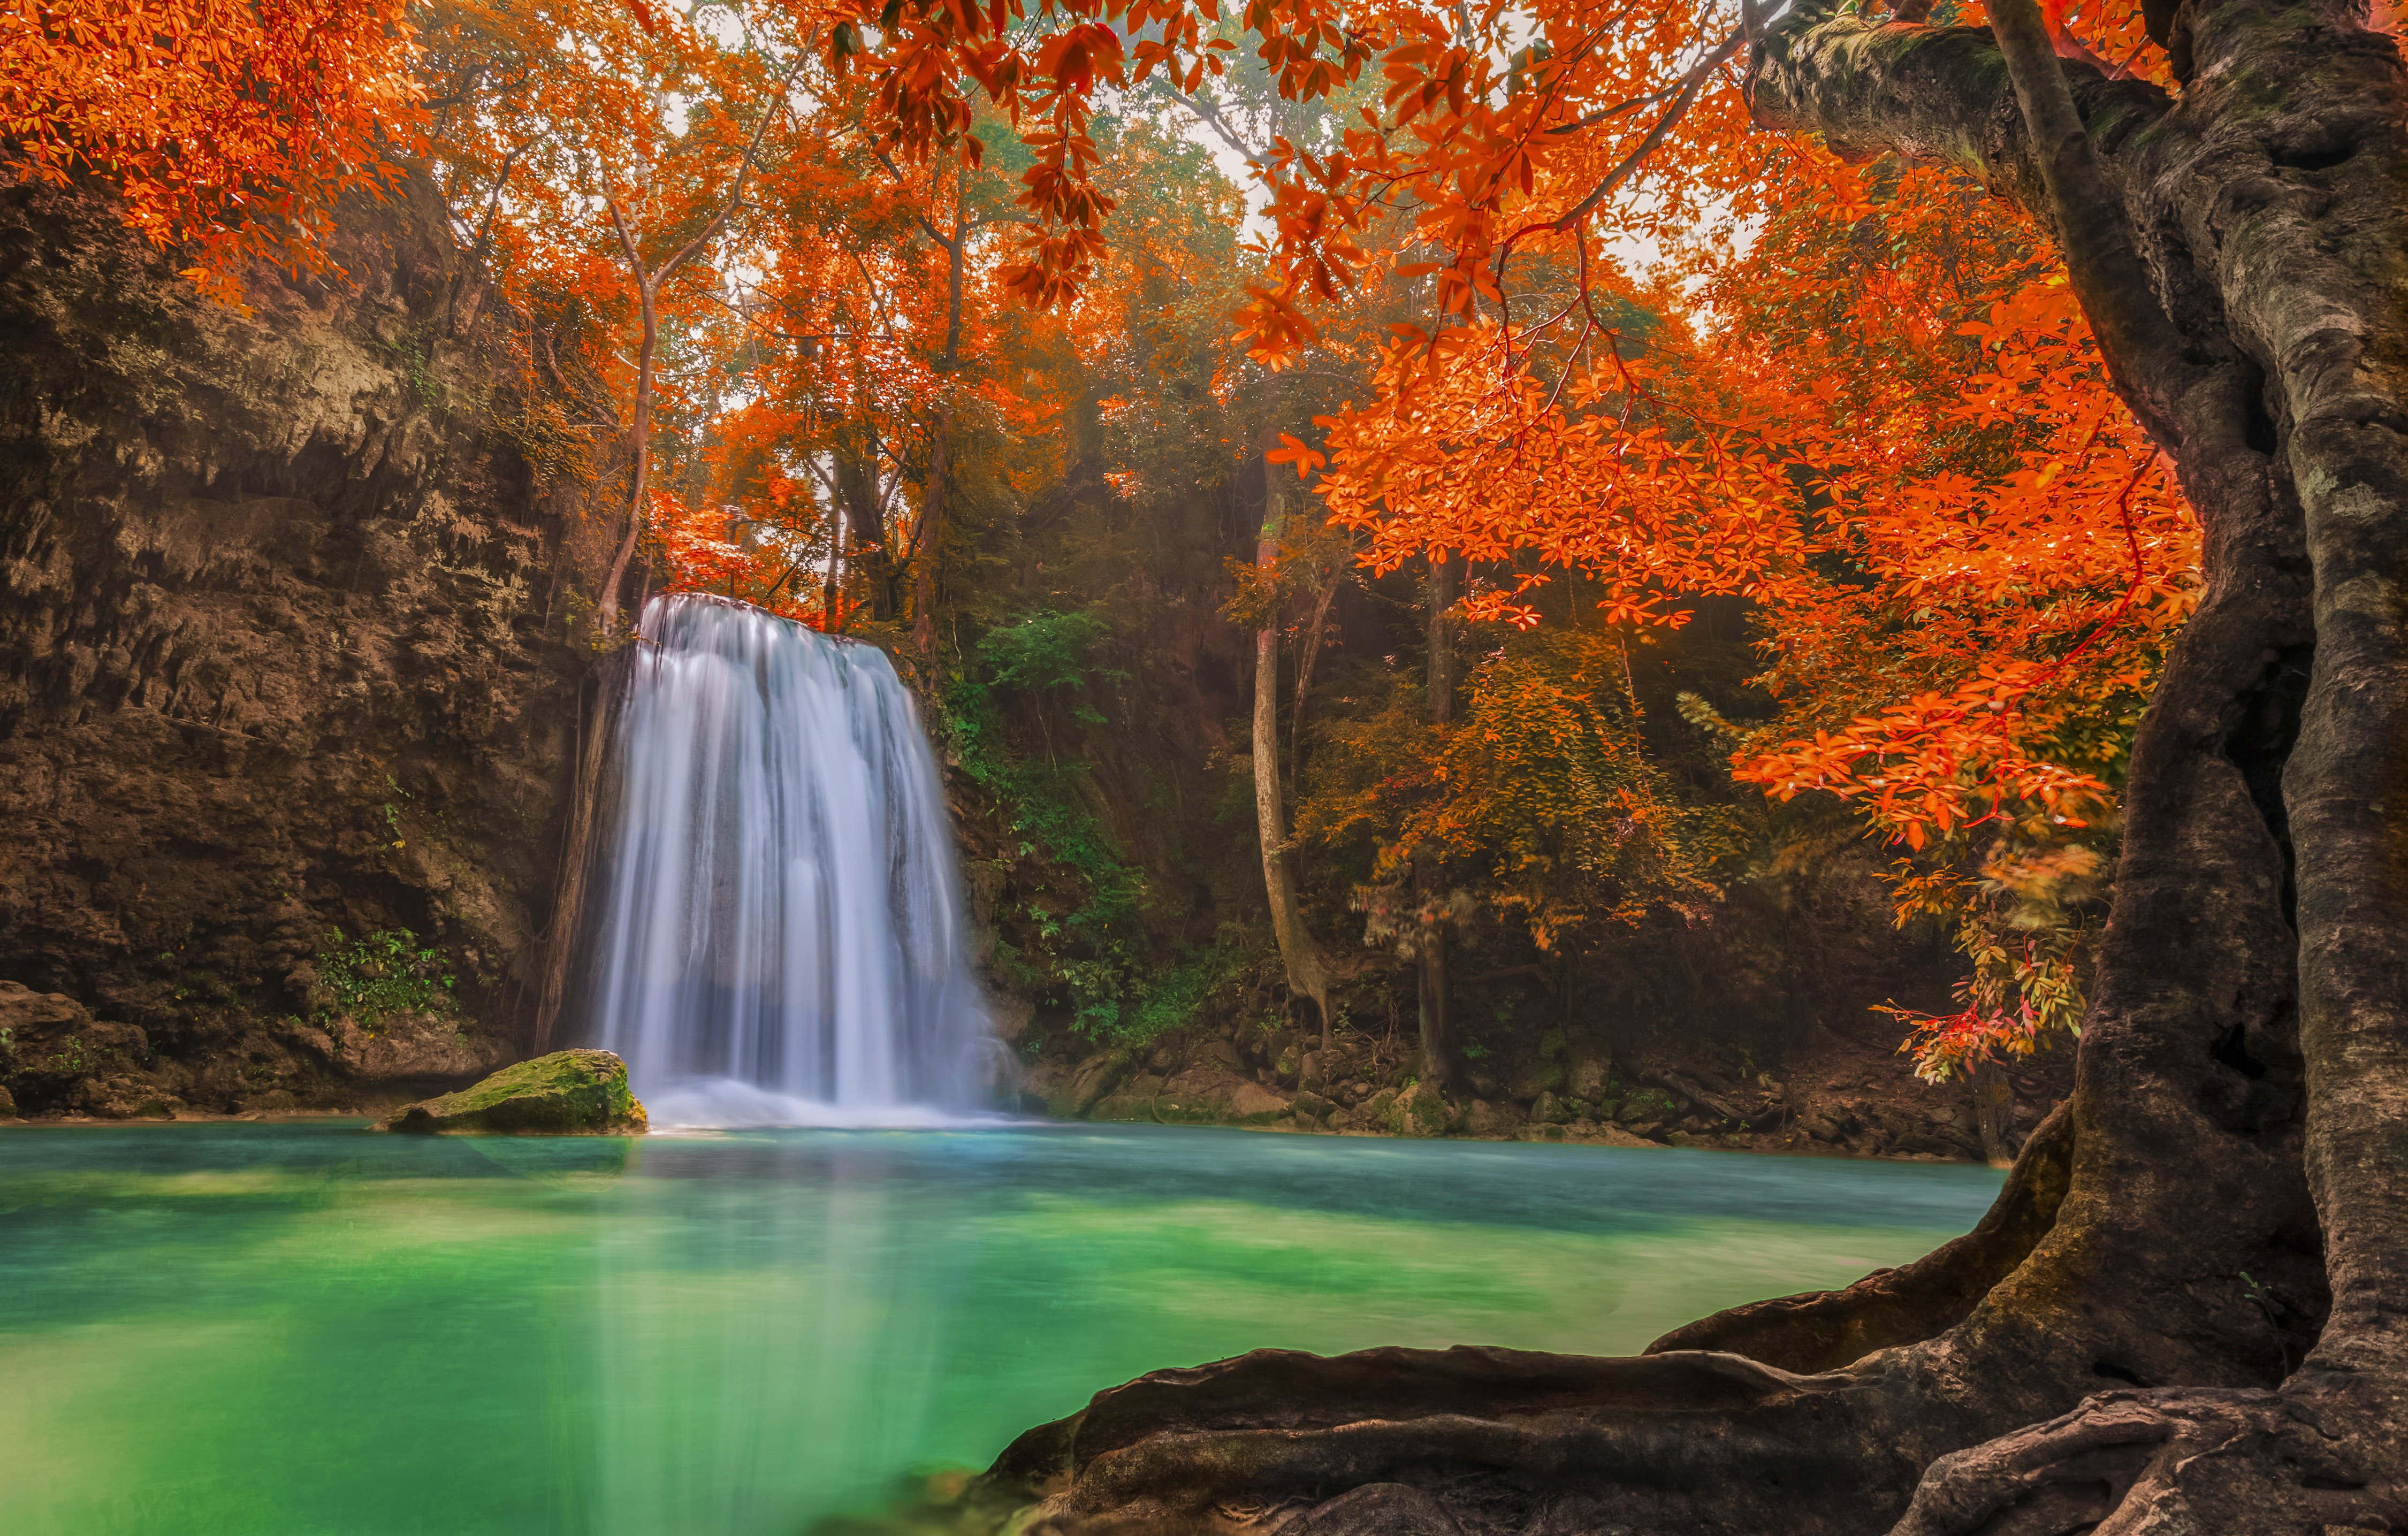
[1543,28,1743,235]
[1986,0,2191,436]
[656,54,806,284]
[872,147,965,250]
[1748,5,2195,444]
[1181,91,1267,164]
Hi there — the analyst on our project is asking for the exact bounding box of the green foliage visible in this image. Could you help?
[942,609,1149,1033]
[1112,945,1244,1045]
[1301,625,1740,952]
[978,607,1123,694]
[316,927,455,1030]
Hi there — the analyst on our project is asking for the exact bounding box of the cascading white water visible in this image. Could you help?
[586,594,996,1128]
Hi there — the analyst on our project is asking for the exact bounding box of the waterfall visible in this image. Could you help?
[584,594,996,1128]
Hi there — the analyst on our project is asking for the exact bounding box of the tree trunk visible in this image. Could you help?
[530,648,633,1053]
[1416,555,1457,1090]
[820,501,845,629]
[1255,404,1333,1048]
[913,406,950,667]
[915,171,967,671]
[1289,568,1342,792]
[1968,1059,2013,1167]
[957,4,2408,1532]
[596,283,658,635]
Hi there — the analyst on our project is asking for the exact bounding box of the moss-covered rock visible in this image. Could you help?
[1048,1050,1129,1117]
[1508,1060,1565,1100]
[378,1049,646,1135]
[1383,1081,1449,1138]
[1292,1088,1337,1123]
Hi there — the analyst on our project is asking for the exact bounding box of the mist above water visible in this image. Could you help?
[586,594,999,1128]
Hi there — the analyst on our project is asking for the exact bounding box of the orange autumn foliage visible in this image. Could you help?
[2,0,423,301]
[13,0,2201,1074]
[1294,88,2193,1076]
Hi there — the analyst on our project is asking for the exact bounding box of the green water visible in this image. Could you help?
[0,1121,2000,1535]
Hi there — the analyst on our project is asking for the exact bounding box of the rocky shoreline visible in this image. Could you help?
[1018,1011,2067,1164]
[5,969,2066,1164]
[0,979,506,1124]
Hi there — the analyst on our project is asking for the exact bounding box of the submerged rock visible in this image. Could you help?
[378,1050,647,1135]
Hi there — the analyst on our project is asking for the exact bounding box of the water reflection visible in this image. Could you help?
[0,1122,2003,1536]
[589,1137,974,1532]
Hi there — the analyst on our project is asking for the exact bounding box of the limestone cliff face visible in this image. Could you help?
[0,180,607,1117]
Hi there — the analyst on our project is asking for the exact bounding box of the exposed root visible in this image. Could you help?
[974,1359,2407,1536]
[980,1346,2027,1534]
[1647,1102,2075,1373]
[1891,1379,2406,1536]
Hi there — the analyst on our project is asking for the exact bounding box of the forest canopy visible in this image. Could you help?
[0,0,2298,1080]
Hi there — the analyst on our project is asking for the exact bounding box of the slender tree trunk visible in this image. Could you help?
[1415,556,1457,1090]
[1288,569,1340,799]
[596,285,658,633]
[531,649,633,1052]
[1968,1059,2013,1167]
[591,79,789,635]
[821,499,845,629]
[913,160,969,673]
[914,406,950,665]
[1254,404,1332,1048]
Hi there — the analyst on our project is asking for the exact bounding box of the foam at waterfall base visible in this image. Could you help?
[642,1077,1020,1131]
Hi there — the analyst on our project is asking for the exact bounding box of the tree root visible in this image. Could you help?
[1890,1378,2405,1536]
[971,1352,2405,1536]
[981,1346,2031,1534]
[1646,1102,2075,1373]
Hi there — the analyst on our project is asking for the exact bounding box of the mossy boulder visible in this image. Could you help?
[378,1050,647,1135]
[1049,1050,1129,1117]
[1383,1081,1450,1138]
[1292,1089,1337,1124]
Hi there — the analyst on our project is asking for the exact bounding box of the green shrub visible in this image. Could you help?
[1112,946,1241,1045]
[943,608,1148,1033]
[316,928,455,1031]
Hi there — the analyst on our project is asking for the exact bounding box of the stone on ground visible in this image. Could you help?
[378,1049,647,1135]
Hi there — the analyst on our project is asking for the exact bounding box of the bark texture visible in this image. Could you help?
[1255,407,1335,1043]
[947,2,2408,1531]
[1416,557,1457,1089]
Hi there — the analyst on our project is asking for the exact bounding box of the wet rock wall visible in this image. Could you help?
[0,179,607,1117]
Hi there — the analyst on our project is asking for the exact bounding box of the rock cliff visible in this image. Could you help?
[0,179,608,1118]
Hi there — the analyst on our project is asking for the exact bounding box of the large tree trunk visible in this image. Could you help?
[954,3,2408,1532]
[1255,404,1335,1048]
[1416,556,1457,1091]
